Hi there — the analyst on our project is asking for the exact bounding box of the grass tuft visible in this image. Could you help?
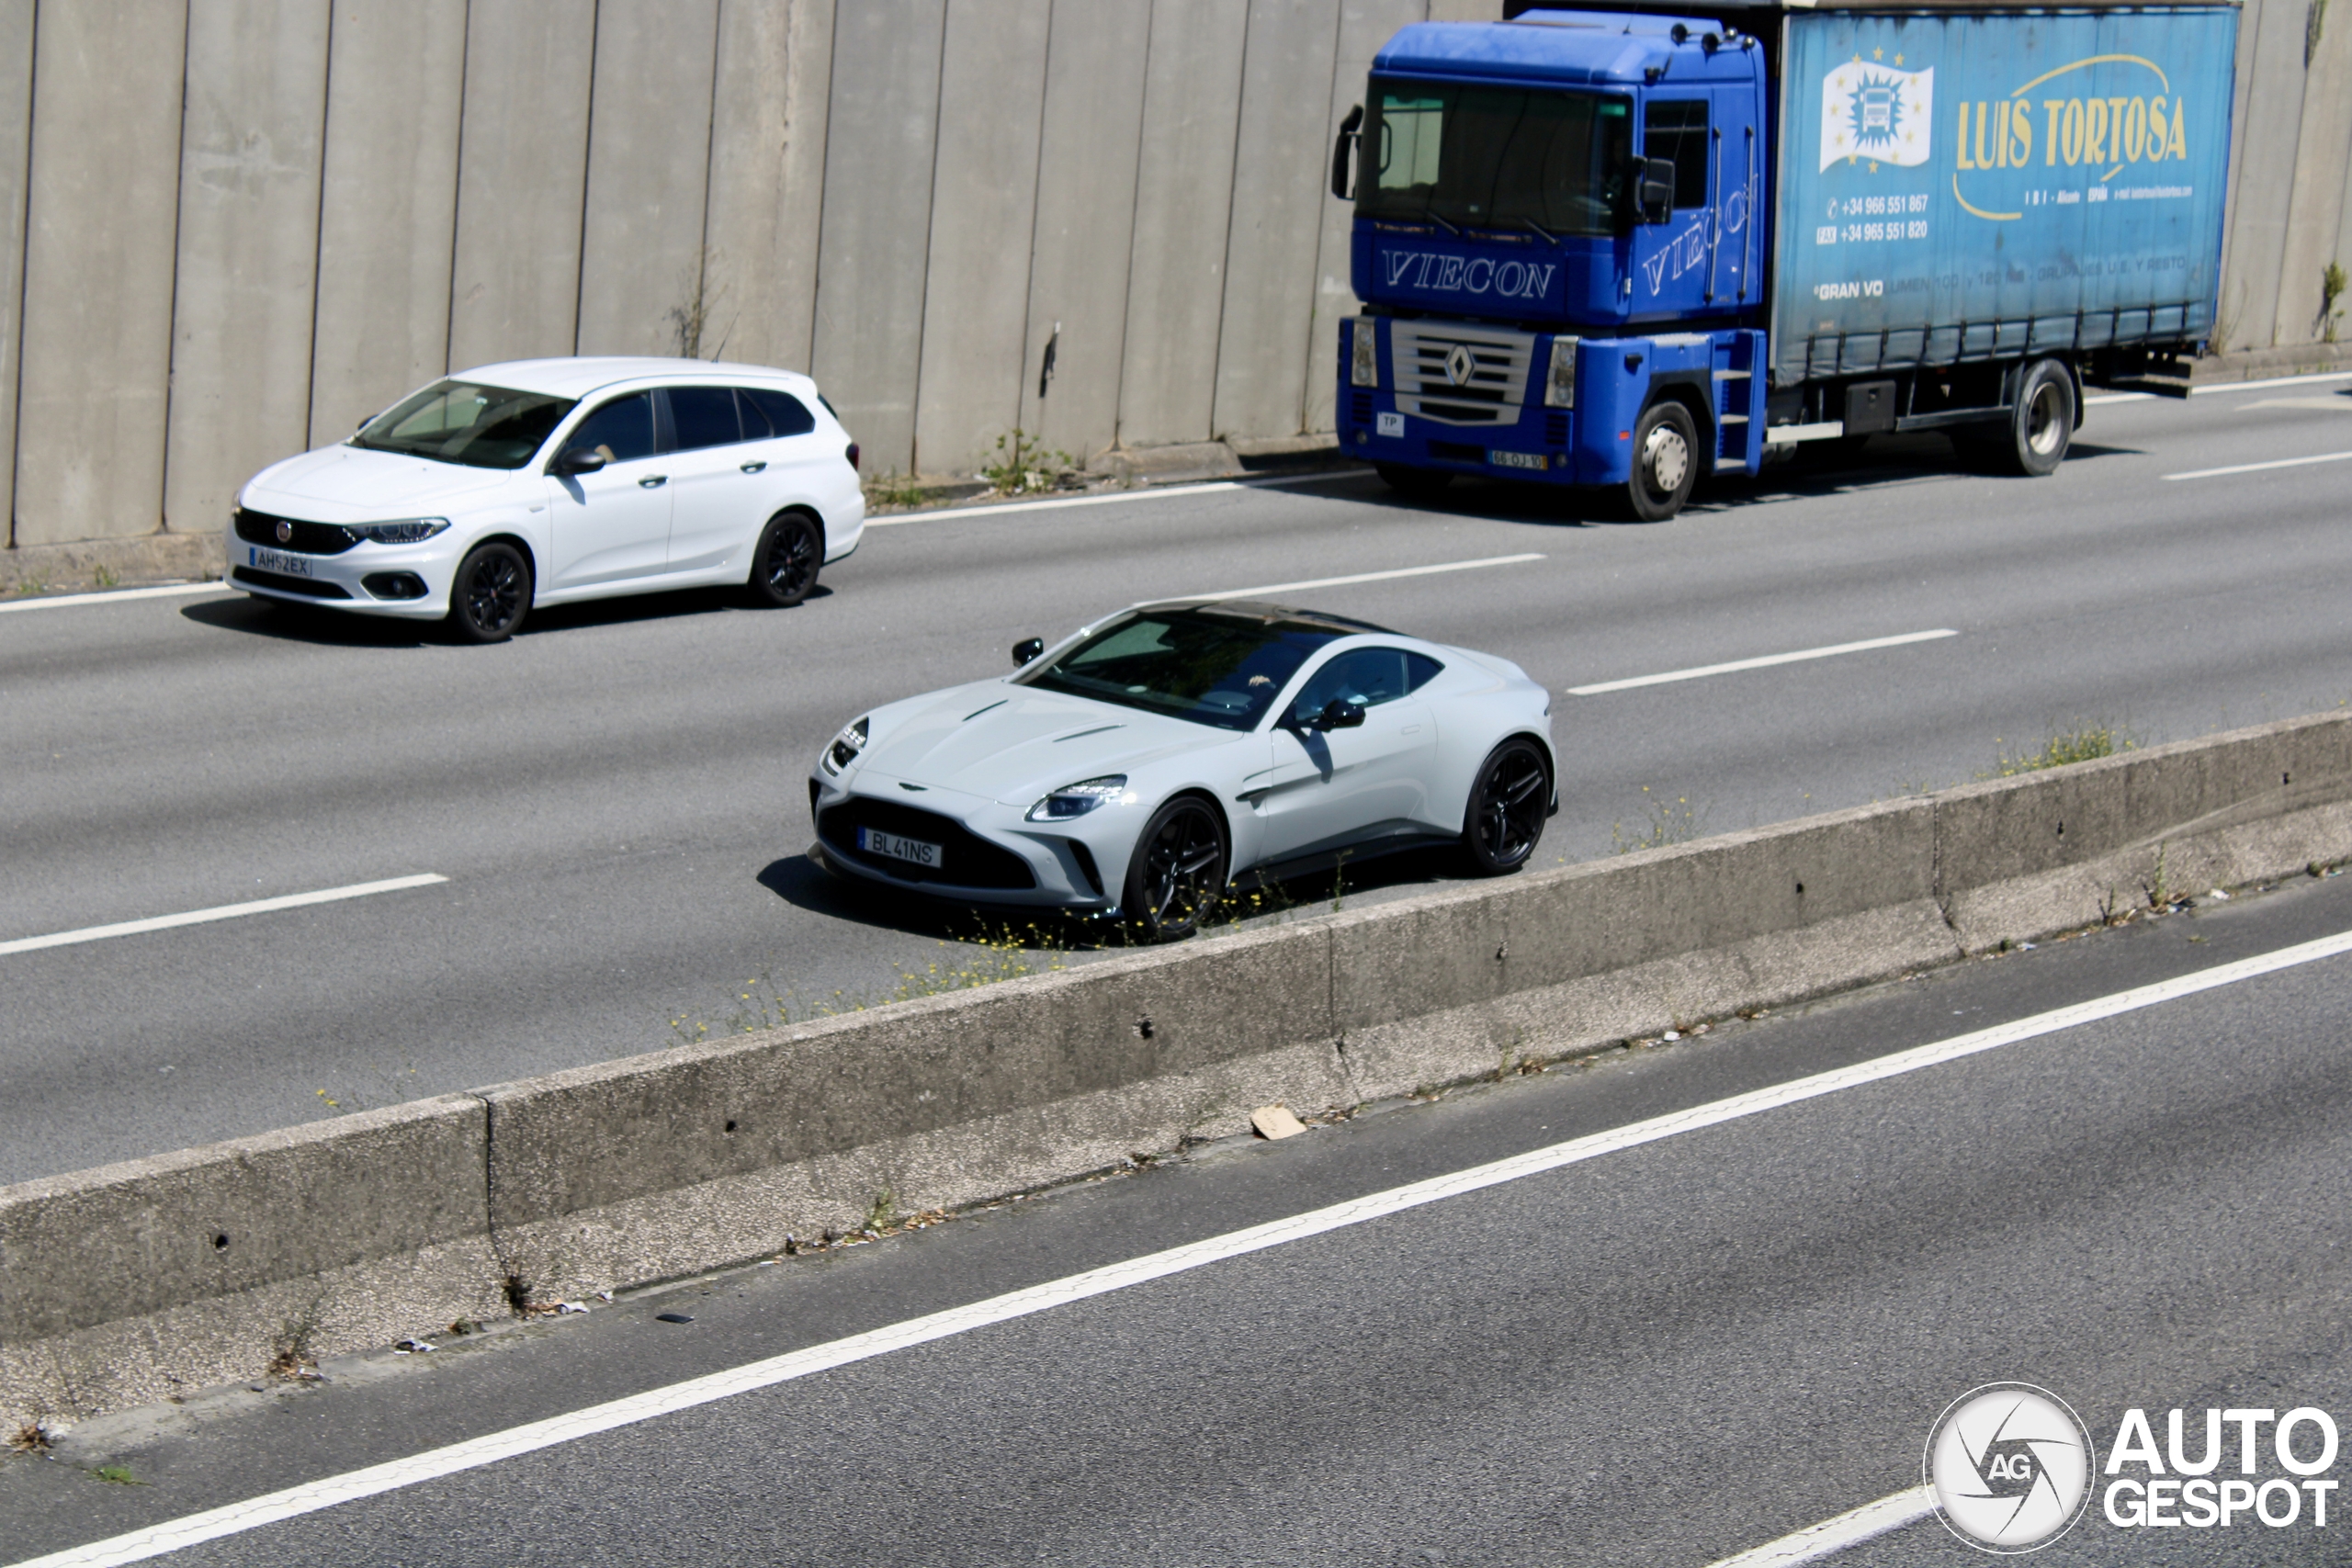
[1980,721,2138,779]
[669,924,1070,1045]
[1611,785,1709,854]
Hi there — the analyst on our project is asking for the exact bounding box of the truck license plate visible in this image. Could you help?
[1489,450,1548,471]
[857,827,943,869]
[247,546,311,576]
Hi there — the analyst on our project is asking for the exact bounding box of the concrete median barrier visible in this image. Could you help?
[8,712,2352,1427]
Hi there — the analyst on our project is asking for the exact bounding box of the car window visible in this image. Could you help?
[355,380,577,470]
[1290,647,1437,721]
[561,392,656,465]
[1018,606,1346,731]
[739,387,817,438]
[667,386,742,450]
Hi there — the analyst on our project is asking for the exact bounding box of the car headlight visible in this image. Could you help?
[1026,775,1128,822]
[822,716,869,775]
[346,518,450,545]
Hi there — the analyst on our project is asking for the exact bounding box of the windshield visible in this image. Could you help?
[354,380,577,469]
[1357,79,1629,236]
[1017,607,1347,731]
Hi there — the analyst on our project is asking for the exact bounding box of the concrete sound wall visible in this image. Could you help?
[0,0,2337,575]
[7,710,2352,1428]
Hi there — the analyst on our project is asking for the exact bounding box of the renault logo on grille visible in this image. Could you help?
[1444,344,1476,388]
[274,520,292,543]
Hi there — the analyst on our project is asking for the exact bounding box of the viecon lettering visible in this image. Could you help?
[1378,250,1557,302]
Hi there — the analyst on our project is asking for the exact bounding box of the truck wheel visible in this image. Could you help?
[2002,359,2075,477]
[1376,463,1452,502]
[1625,400,1699,520]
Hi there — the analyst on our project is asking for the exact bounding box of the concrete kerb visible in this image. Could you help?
[8,711,2352,1428]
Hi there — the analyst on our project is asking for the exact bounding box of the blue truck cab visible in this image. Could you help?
[1333,0,2237,518]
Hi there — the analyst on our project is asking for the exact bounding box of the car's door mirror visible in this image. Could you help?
[1012,637,1045,667]
[1632,155,1675,224]
[1314,698,1366,732]
[550,446,608,477]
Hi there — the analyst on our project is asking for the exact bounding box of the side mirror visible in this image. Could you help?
[1012,637,1045,667]
[550,446,608,477]
[1633,156,1675,224]
[1315,698,1366,732]
[1330,105,1363,200]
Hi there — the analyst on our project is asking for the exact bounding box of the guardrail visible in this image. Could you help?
[7,712,2350,1426]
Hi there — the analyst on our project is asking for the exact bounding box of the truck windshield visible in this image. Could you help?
[1358,79,1629,236]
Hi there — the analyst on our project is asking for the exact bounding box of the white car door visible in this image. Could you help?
[543,391,672,590]
[1254,647,1443,863]
[662,386,768,574]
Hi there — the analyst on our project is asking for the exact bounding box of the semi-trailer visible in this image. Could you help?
[1331,0,2238,518]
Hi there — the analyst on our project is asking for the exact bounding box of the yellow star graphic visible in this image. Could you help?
[1870,160,1880,173]
[1848,154,1857,165]
[1852,52,1861,62]
[1872,47,1883,60]
[1894,53,1905,64]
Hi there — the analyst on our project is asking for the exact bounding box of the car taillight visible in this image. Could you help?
[845,442,860,472]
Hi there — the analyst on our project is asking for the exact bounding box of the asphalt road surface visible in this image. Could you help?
[4,377,2351,1183]
[6,863,2349,1565]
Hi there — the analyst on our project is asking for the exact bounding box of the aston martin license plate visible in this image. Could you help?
[857,827,942,868]
[247,546,311,576]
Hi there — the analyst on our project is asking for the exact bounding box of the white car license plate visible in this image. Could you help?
[857,826,943,869]
[1488,450,1548,471]
[247,546,311,576]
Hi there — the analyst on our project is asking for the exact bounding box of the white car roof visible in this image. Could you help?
[453,356,820,400]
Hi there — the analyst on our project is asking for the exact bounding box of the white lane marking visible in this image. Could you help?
[1193,553,1545,603]
[1566,628,1957,695]
[1705,1488,1937,1567]
[864,468,1364,527]
[0,581,230,615]
[2086,371,2352,407]
[2162,450,2352,481]
[0,875,449,958]
[21,926,2352,1568]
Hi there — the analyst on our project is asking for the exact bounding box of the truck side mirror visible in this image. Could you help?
[1634,156,1676,224]
[1331,105,1363,200]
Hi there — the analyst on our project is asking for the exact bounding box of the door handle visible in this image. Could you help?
[740,460,767,473]
[639,475,667,488]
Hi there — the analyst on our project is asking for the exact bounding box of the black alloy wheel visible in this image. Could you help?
[1463,738,1550,874]
[447,541,530,643]
[750,511,823,607]
[1375,463,1453,502]
[1625,400,1699,521]
[1122,796,1228,942]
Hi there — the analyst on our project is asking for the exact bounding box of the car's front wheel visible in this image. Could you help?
[1122,795,1227,942]
[749,510,823,607]
[447,541,530,643]
[1462,738,1550,874]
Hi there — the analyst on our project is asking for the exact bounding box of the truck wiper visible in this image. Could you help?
[1521,216,1558,244]
[1425,210,1462,236]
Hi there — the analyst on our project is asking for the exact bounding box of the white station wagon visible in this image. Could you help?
[227,357,865,641]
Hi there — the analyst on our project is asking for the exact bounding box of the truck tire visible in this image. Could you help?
[1376,463,1452,502]
[2002,358,2075,477]
[1625,400,1699,520]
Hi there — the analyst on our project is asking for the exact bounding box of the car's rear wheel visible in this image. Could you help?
[749,510,823,607]
[1463,738,1550,874]
[1122,795,1227,942]
[447,542,530,643]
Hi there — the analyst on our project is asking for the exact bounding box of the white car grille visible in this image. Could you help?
[1390,321,1535,426]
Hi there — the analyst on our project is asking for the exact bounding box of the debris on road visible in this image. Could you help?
[654,1313,694,1325]
[1250,1105,1307,1140]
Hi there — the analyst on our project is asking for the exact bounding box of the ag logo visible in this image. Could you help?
[1443,343,1476,388]
[1926,1384,2095,1551]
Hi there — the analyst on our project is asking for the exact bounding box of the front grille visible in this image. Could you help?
[233,508,358,556]
[232,566,351,600]
[816,798,1037,891]
[1390,322,1534,427]
[1351,391,1374,426]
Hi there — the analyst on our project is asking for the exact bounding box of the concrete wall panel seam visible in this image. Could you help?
[0,0,37,551]
[155,0,192,534]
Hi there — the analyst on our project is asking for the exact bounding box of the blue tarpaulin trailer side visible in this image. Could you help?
[1772,6,2238,386]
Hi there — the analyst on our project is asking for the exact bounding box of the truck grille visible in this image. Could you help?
[1390,322,1534,426]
